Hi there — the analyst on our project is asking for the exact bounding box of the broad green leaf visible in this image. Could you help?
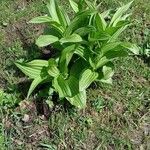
[85,0,95,9]
[106,21,129,36]
[108,25,128,42]
[101,42,121,54]
[15,60,48,79]
[101,64,114,84]
[44,27,62,39]
[78,0,86,10]
[79,69,98,91]
[70,59,88,78]
[75,26,95,36]
[101,9,111,18]
[67,75,79,97]
[44,0,67,32]
[69,0,79,13]
[27,60,48,69]
[102,63,114,80]
[47,59,60,77]
[113,13,131,26]
[59,6,70,26]
[27,76,45,98]
[59,44,76,74]
[97,63,114,84]
[75,46,89,60]
[122,42,140,55]
[95,13,107,31]
[55,4,69,28]
[64,9,93,36]
[60,34,82,44]
[89,32,111,41]
[29,16,64,33]
[53,75,72,98]
[121,13,132,20]
[75,47,85,59]
[66,90,86,109]
[116,20,130,28]
[104,48,128,59]
[94,46,128,69]
[89,57,96,69]
[46,0,60,23]
[109,1,133,26]
[106,26,119,36]
[29,16,53,24]
[94,56,109,69]
[36,35,59,47]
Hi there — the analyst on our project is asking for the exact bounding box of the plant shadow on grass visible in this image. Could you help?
[141,56,150,67]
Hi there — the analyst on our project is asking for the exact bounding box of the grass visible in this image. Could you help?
[0,0,150,149]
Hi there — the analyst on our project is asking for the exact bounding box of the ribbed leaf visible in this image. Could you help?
[113,13,131,26]
[94,46,128,69]
[29,16,53,24]
[104,48,128,59]
[55,4,69,28]
[69,0,79,13]
[94,56,109,70]
[79,69,98,91]
[27,76,45,98]
[64,9,93,36]
[47,0,60,23]
[75,46,89,60]
[101,42,121,54]
[70,59,88,78]
[122,42,140,55]
[59,6,70,26]
[109,1,133,26]
[89,32,111,41]
[47,59,60,77]
[85,0,95,9]
[108,25,128,42]
[59,45,76,74]
[27,60,49,69]
[101,9,111,18]
[15,60,48,79]
[36,35,59,47]
[15,63,40,79]
[102,64,114,80]
[97,63,114,84]
[66,90,86,109]
[29,16,64,33]
[75,26,95,36]
[95,13,107,31]
[60,34,82,44]
[67,75,79,97]
[53,75,72,98]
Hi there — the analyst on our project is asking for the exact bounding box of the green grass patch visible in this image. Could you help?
[0,0,149,149]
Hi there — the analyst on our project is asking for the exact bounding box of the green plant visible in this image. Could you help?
[16,0,138,109]
[0,90,19,109]
[138,28,150,62]
[140,41,150,58]
[91,97,105,112]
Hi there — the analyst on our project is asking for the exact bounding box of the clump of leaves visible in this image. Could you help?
[0,90,19,109]
[16,0,138,109]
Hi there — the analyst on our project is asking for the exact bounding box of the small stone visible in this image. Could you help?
[22,114,30,123]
